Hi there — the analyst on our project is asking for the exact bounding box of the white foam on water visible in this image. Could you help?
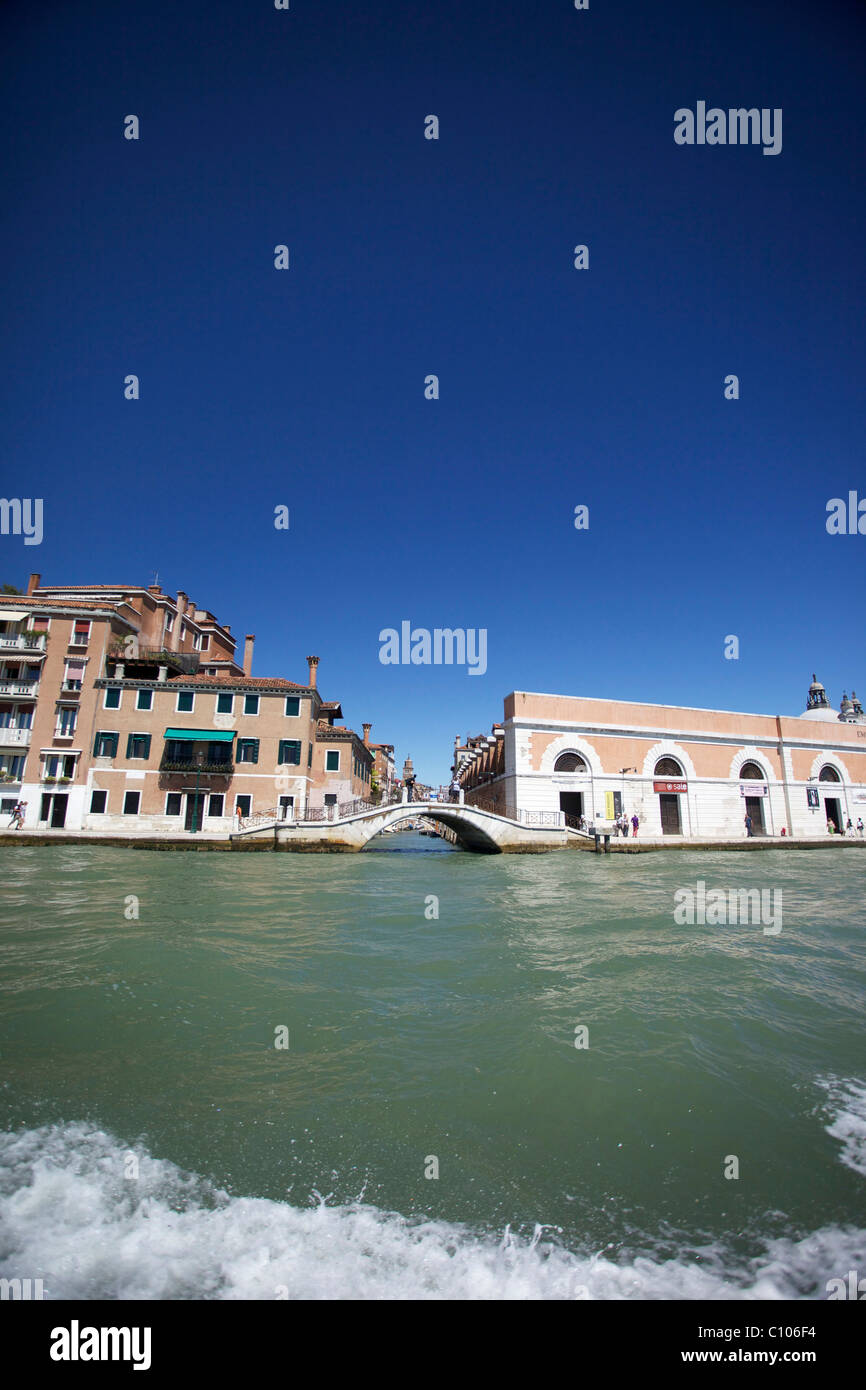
[0,1123,863,1300]
[817,1076,866,1177]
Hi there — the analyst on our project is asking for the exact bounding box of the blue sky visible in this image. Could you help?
[1,0,863,783]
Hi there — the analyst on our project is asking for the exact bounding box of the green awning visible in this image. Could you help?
[164,728,236,743]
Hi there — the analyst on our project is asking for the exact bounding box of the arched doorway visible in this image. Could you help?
[739,760,767,836]
[554,751,589,826]
[819,765,843,833]
[654,756,685,834]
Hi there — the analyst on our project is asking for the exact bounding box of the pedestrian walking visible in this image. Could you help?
[631,813,639,838]
[744,813,753,838]
[857,818,864,837]
[235,804,244,829]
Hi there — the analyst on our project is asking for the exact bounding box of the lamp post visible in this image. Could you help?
[191,749,205,834]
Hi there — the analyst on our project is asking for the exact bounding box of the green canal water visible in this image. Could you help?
[0,836,863,1299]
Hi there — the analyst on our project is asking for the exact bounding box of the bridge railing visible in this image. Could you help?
[516,809,565,827]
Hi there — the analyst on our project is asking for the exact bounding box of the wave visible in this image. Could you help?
[1,1122,864,1300]
[818,1076,866,1178]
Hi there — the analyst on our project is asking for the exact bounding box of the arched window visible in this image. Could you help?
[654,757,683,777]
[740,761,765,780]
[819,765,841,783]
[554,752,588,773]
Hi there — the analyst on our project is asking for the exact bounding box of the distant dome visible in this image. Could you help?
[803,672,838,720]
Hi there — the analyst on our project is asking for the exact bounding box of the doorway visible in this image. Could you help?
[559,791,584,826]
[825,797,843,833]
[744,796,765,835]
[185,792,205,831]
[279,796,294,821]
[50,794,68,829]
[659,793,681,834]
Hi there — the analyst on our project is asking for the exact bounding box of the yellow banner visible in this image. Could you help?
[605,791,616,820]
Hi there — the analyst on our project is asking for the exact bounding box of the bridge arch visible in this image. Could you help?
[360,804,502,852]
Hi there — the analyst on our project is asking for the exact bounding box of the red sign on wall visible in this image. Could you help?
[653,780,687,794]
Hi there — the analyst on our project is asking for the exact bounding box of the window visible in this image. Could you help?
[136,689,153,711]
[123,791,141,815]
[71,620,91,646]
[284,696,300,717]
[324,794,337,806]
[56,707,77,737]
[63,661,85,691]
[2,755,25,780]
[244,694,259,716]
[216,693,233,714]
[176,690,194,712]
[193,633,202,650]
[235,795,251,818]
[104,687,121,709]
[126,733,152,759]
[165,614,174,633]
[180,624,187,640]
[654,757,684,777]
[308,743,312,768]
[94,731,119,758]
[740,761,765,780]
[326,750,339,771]
[819,765,841,783]
[554,752,588,773]
[165,793,182,816]
[207,741,232,766]
[201,635,210,651]
[237,738,259,764]
[278,739,302,765]
[90,790,108,814]
[208,793,224,817]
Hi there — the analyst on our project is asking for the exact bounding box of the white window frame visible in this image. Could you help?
[326,749,340,771]
[136,688,154,711]
[103,687,122,710]
[234,794,252,818]
[122,790,141,816]
[207,792,224,818]
[70,620,91,648]
[284,695,301,717]
[175,690,195,713]
[164,792,183,816]
[216,693,234,715]
[243,694,260,717]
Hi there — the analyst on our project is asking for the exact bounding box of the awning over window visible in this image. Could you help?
[163,728,236,743]
[0,609,28,622]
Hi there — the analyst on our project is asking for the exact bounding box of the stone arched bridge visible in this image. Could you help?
[232,800,571,854]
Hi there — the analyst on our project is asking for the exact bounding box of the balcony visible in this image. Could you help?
[160,757,234,776]
[0,634,46,655]
[60,681,83,696]
[0,727,32,747]
[0,681,39,698]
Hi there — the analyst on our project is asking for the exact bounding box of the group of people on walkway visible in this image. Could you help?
[828,817,864,836]
[575,812,640,837]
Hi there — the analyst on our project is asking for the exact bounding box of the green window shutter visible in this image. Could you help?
[278,740,287,763]
[126,733,135,758]
[110,733,118,756]
[251,739,259,763]
[142,734,151,759]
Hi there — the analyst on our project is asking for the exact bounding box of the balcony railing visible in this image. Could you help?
[0,681,39,698]
[0,634,46,653]
[0,727,32,746]
[160,758,234,776]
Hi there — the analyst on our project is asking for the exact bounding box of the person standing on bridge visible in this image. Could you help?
[405,773,416,803]
[449,777,460,803]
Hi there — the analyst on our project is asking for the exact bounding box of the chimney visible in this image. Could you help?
[306,655,319,689]
[243,634,255,677]
[147,584,162,595]
[362,723,372,746]
[27,573,41,595]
